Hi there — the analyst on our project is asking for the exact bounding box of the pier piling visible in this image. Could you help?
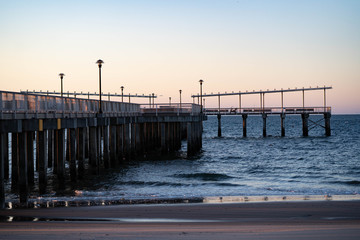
[217,114,222,137]
[281,114,285,137]
[242,114,247,137]
[302,113,309,137]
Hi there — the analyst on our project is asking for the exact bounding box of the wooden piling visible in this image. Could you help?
[89,126,98,174]
[47,129,54,168]
[302,113,309,137]
[26,131,34,187]
[4,133,9,180]
[69,128,77,182]
[78,127,85,178]
[262,113,267,137]
[324,113,331,136]
[110,125,117,166]
[0,132,6,209]
[217,114,222,137]
[123,124,130,160]
[38,129,48,194]
[116,125,123,162]
[11,133,18,192]
[103,126,110,168]
[56,129,65,189]
[18,132,28,204]
[161,123,167,153]
[281,113,285,137]
[242,114,247,137]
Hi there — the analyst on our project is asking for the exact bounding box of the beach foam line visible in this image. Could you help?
[202,194,360,203]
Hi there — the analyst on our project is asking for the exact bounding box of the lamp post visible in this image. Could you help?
[59,73,65,97]
[121,86,124,102]
[199,79,204,113]
[152,93,155,107]
[169,97,171,106]
[96,59,104,114]
[179,89,182,109]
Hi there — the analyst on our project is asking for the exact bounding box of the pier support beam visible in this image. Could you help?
[89,127,98,174]
[38,129,48,194]
[161,123,167,153]
[302,113,309,137]
[4,134,9,180]
[56,129,65,189]
[280,113,285,137]
[217,114,222,137]
[110,125,117,166]
[0,132,6,209]
[69,128,77,182]
[187,122,193,156]
[324,113,331,136]
[103,126,110,168]
[47,130,54,168]
[262,114,267,137]
[11,133,18,192]
[242,114,248,137]
[18,132,28,204]
[78,128,85,179]
[26,132,34,187]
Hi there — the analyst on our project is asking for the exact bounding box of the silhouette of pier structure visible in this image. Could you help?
[192,86,332,138]
[0,90,204,208]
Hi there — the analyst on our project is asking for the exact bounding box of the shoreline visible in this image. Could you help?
[4,194,360,209]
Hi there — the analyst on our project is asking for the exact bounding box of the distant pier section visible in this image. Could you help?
[192,86,332,137]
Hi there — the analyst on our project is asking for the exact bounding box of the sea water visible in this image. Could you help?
[5,114,360,204]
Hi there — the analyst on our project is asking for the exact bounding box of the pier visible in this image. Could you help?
[0,90,204,208]
[192,86,332,137]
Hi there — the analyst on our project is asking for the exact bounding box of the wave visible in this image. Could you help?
[174,173,233,181]
[327,180,360,186]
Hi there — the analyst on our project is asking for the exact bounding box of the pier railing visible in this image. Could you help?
[140,103,201,116]
[0,90,140,119]
[204,107,331,115]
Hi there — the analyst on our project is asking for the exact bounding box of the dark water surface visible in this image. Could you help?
[5,114,360,204]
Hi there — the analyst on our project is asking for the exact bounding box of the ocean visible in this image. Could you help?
[5,114,360,205]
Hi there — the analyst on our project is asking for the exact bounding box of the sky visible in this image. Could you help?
[0,0,359,114]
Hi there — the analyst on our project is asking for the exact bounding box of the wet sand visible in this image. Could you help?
[1,201,360,239]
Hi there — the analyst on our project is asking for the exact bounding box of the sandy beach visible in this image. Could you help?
[1,200,360,239]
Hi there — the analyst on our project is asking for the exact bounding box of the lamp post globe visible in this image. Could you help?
[96,59,104,114]
[121,86,124,102]
[59,73,65,97]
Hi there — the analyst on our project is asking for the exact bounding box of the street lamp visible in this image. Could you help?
[121,86,124,102]
[152,93,155,107]
[179,89,182,109]
[199,79,204,113]
[169,97,171,106]
[59,73,65,97]
[96,59,104,113]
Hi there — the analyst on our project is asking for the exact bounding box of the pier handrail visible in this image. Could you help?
[0,90,141,119]
[204,106,331,115]
[140,103,201,116]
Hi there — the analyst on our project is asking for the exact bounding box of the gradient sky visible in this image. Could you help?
[1,0,359,113]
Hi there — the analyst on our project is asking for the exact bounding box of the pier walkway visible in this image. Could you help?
[0,90,205,208]
[192,86,332,137]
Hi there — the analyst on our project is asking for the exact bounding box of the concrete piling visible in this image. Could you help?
[56,129,65,189]
[77,127,86,178]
